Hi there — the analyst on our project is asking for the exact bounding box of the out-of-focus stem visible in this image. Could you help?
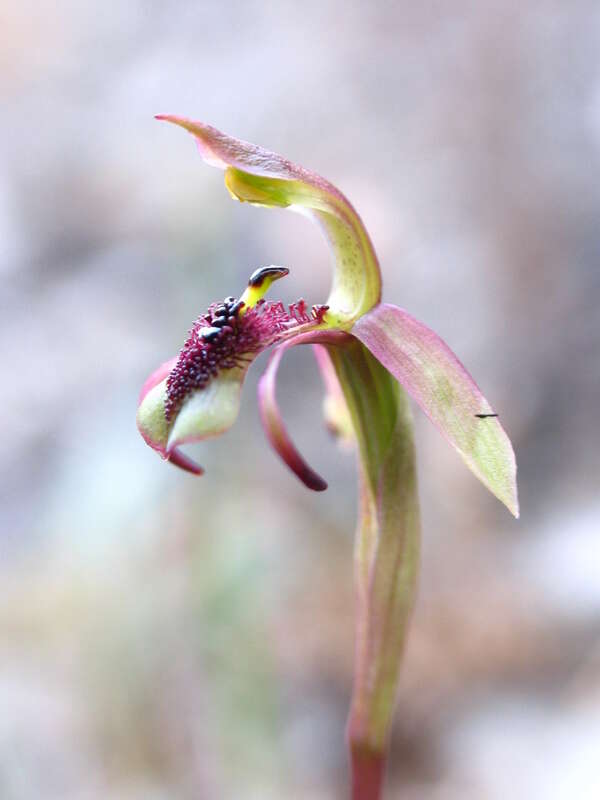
[351,746,385,800]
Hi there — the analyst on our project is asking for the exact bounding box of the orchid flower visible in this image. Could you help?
[137,116,519,800]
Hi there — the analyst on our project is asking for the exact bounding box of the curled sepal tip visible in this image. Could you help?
[167,448,204,476]
[155,115,381,326]
[258,330,353,491]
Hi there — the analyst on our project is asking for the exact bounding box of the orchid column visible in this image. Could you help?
[137,117,518,800]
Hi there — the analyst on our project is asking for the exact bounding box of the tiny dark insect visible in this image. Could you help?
[475,413,499,419]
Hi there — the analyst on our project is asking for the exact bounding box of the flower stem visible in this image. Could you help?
[328,338,420,800]
[351,745,385,800]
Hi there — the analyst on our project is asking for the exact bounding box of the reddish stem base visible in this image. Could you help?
[351,746,385,800]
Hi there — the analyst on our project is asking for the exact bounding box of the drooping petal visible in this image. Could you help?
[257,330,352,491]
[352,303,519,517]
[155,115,381,325]
[259,348,327,492]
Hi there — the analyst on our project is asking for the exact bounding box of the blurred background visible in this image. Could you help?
[2,1,600,797]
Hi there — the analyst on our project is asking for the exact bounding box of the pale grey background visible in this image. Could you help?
[1,1,599,798]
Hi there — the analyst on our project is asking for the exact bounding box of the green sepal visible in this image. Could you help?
[156,116,382,326]
[328,339,420,756]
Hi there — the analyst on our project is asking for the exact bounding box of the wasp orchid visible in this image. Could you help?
[137,116,518,800]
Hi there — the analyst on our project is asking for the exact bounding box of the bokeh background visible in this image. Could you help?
[2,1,600,798]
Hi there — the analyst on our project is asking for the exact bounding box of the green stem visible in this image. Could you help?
[329,338,421,800]
[351,746,385,800]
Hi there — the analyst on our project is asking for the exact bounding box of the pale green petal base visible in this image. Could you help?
[136,368,246,461]
[167,369,243,452]
[137,379,169,453]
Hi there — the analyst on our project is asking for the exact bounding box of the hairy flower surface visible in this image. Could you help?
[137,262,331,474]
[137,116,519,800]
